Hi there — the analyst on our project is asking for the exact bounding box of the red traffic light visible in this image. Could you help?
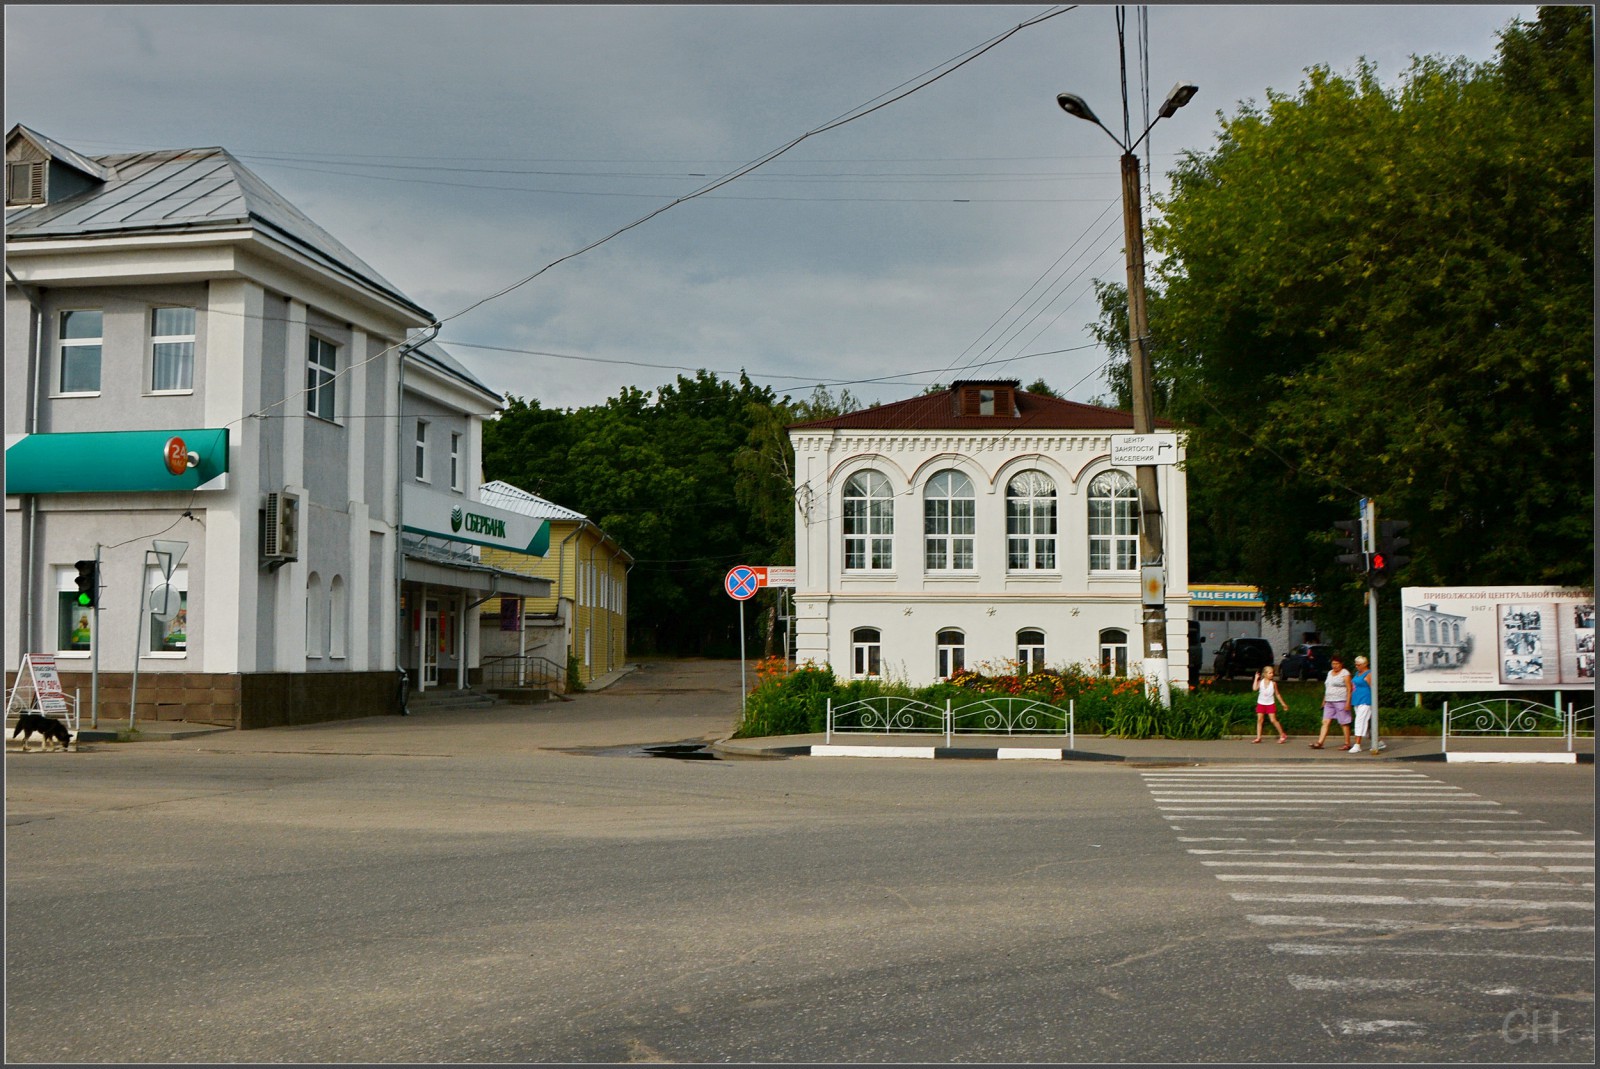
[1371,553,1386,571]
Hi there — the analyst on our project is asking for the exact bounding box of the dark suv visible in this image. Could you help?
[1212,637,1274,679]
[1279,642,1333,681]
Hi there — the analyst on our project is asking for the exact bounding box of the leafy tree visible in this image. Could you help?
[1089,7,1593,656]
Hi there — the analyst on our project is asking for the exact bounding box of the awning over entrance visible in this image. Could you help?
[5,428,229,493]
[402,545,549,598]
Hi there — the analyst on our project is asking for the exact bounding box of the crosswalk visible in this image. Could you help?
[1142,765,1595,1051]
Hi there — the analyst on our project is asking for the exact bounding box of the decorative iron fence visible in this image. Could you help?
[826,696,1074,748]
[1441,697,1587,753]
[479,654,565,691]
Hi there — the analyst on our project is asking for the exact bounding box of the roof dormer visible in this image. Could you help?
[951,379,1020,418]
[6,124,111,209]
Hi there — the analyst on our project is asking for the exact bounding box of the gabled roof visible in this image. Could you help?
[9,124,112,181]
[789,380,1172,432]
[5,126,429,321]
[407,333,500,406]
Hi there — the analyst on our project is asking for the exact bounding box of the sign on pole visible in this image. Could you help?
[1110,433,1179,466]
[724,566,761,601]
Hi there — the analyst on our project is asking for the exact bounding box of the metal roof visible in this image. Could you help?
[789,383,1173,433]
[478,480,587,522]
[407,334,500,405]
[5,129,429,320]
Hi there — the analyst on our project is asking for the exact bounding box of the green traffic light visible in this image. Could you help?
[78,592,92,606]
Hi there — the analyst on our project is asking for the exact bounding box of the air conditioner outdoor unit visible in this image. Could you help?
[262,490,300,562]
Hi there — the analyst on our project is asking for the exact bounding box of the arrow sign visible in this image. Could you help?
[1110,433,1179,466]
[725,565,761,601]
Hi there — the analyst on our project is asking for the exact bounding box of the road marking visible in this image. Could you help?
[1272,943,1595,962]
[1233,891,1593,910]
[1205,860,1581,873]
[1218,873,1594,890]
[1252,914,1595,933]
[1187,848,1593,858]
[1337,1019,1426,1036]
[1290,976,1430,991]
[1179,836,1589,845]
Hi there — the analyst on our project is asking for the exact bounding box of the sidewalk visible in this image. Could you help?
[713,731,1595,764]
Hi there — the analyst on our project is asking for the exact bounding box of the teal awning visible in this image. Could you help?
[5,428,230,494]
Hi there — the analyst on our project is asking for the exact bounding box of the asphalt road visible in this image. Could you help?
[6,660,1593,1063]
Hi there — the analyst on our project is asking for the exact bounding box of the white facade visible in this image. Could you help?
[790,381,1190,686]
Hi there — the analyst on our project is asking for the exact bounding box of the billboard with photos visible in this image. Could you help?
[1401,586,1595,692]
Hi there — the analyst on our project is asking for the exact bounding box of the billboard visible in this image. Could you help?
[1401,586,1595,692]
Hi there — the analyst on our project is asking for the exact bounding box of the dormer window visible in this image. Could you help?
[955,381,1016,418]
[6,160,43,206]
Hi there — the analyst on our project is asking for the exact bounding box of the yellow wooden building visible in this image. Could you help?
[476,481,631,689]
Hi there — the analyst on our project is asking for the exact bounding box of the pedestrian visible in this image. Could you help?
[1348,655,1373,753]
[1310,654,1354,750]
[1251,664,1290,743]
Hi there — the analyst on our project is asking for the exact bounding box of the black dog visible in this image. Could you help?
[10,713,72,752]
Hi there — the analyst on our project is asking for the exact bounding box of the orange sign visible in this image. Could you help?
[163,436,190,476]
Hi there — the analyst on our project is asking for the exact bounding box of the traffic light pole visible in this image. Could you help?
[91,543,101,728]
[1362,498,1381,754]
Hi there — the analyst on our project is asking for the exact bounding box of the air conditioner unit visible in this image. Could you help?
[262,490,300,562]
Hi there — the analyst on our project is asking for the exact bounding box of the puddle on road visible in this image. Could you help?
[551,741,725,761]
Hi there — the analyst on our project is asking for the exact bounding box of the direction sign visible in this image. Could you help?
[724,566,760,601]
[1110,433,1179,466]
[763,566,796,588]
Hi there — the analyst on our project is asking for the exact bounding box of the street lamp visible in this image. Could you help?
[1057,80,1198,705]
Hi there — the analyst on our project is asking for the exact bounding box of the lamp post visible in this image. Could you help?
[1058,81,1197,704]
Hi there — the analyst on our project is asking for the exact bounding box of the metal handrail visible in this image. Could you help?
[479,654,565,690]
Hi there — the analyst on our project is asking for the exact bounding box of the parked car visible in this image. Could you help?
[1212,637,1274,679]
[1280,642,1334,681]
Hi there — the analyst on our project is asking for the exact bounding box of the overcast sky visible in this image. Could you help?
[6,4,1533,412]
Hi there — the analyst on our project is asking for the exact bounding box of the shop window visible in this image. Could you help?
[55,566,93,654]
[143,564,190,655]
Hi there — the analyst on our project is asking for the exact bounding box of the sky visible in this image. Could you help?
[5,4,1535,412]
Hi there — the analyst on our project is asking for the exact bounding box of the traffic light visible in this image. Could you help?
[73,559,99,608]
[1369,520,1412,588]
[1332,519,1367,573]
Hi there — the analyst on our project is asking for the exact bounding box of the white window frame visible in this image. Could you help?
[936,628,966,680]
[1099,628,1130,677]
[57,309,103,396]
[1088,470,1140,572]
[1006,471,1057,571]
[851,627,883,679]
[55,566,93,657]
[1017,629,1046,675]
[150,306,196,393]
[141,564,191,658]
[924,470,975,572]
[449,433,462,491]
[414,420,429,482]
[843,471,894,571]
[307,335,338,422]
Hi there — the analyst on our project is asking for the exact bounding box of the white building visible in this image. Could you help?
[4,125,547,728]
[789,380,1190,685]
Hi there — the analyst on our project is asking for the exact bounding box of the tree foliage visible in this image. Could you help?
[1090,7,1593,650]
[484,377,859,656]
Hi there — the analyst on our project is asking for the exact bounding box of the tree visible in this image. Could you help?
[1089,7,1593,653]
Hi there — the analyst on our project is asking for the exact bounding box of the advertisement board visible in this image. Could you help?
[1401,586,1595,692]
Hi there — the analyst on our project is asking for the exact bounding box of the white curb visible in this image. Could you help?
[1444,752,1579,763]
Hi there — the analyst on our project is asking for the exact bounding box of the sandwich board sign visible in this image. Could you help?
[7,654,69,716]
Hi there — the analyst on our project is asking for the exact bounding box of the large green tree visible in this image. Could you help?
[1093,7,1593,650]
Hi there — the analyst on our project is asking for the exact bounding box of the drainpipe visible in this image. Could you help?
[393,323,440,713]
[556,524,581,685]
[7,266,45,654]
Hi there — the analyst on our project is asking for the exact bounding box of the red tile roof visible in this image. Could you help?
[789,380,1173,432]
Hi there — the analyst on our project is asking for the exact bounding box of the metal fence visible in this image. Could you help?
[1441,697,1591,753]
[827,696,1074,748]
[478,654,565,691]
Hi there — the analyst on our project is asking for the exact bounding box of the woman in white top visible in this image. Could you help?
[1310,656,1354,750]
[1251,665,1291,743]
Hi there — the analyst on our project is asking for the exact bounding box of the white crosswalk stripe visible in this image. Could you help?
[1142,764,1595,1047]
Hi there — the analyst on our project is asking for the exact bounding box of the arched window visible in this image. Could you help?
[1099,628,1129,677]
[329,576,347,659]
[1414,617,1425,643]
[1006,471,1057,570]
[306,572,324,658]
[1452,623,1461,644]
[843,471,894,570]
[936,628,966,680]
[1017,629,1046,675]
[1428,619,1438,644]
[924,471,975,571]
[852,627,882,678]
[1088,471,1139,571]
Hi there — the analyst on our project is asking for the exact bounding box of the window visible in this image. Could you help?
[6,160,43,206]
[978,389,996,416]
[1099,628,1130,676]
[1017,629,1046,675]
[1414,617,1425,643]
[150,307,196,392]
[1006,471,1057,570]
[843,471,894,570]
[307,336,337,420]
[450,433,462,491]
[852,628,882,678]
[414,420,428,481]
[936,629,966,680]
[306,572,324,658]
[1088,471,1139,571]
[1428,619,1438,643]
[923,470,974,571]
[55,566,93,654]
[58,310,102,394]
[142,565,190,655]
